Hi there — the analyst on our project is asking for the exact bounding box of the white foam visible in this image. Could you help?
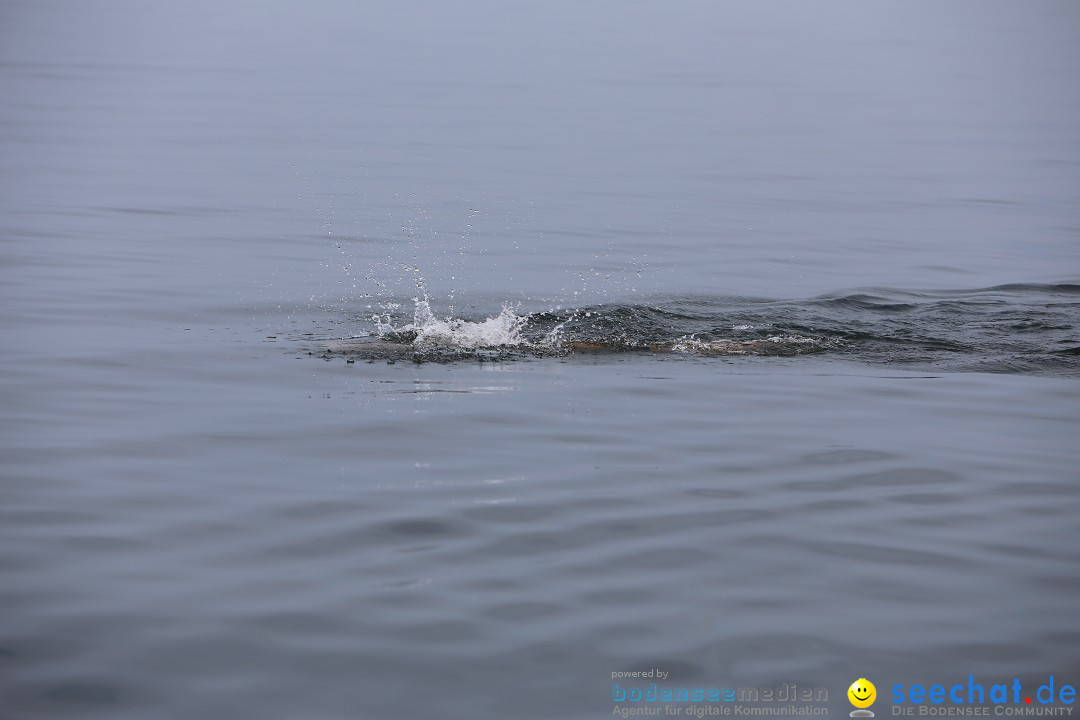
[669,333,824,355]
[405,298,527,350]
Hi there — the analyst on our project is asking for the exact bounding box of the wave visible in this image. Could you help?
[313,283,1080,375]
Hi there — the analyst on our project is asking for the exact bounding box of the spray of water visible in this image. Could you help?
[407,298,527,350]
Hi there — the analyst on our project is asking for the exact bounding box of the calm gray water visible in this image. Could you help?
[2,2,1079,719]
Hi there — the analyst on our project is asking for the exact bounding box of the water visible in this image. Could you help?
[319,284,1080,373]
[2,2,1079,719]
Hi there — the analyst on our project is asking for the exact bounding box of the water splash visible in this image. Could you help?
[313,284,1080,374]
[408,298,527,350]
[354,296,831,360]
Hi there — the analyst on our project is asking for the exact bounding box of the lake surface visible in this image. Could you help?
[2,2,1079,719]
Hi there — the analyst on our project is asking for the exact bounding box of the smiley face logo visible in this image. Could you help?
[848,678,876,713]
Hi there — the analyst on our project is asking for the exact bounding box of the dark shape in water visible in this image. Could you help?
[310,284,1080,375]
[324,335,829,362]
